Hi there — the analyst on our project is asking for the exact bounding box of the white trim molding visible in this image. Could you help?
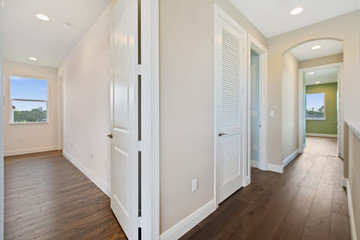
[63,151,111,197]
[306,133,337,138]
[267,163,284,173]
[160,200,216,240]
[4,145,58,157]
[343,179,358,240]
[282,149,299,168]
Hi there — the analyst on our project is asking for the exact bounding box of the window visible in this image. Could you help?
[10,76,48,123]
[306,92,325,120]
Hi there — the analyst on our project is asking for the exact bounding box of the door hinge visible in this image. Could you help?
[137,217,142,228]
[137,64,142,75]
[137,141,142,151]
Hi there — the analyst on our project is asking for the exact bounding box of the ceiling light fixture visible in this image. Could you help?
[28,57,38,61]
[62,22,73,29]
[308,72,315,75]
[312,45,321,50]
[36,13,50,21]
[290,7,303,15]
[315,81,321,84]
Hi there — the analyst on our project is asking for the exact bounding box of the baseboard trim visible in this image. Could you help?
[267,163,284,173]
[344,179,358,240]
[4,145,58,157]
[63,151,111,197]
[282,149,299,168]
[160,199,216,240]
[306,133,337,138]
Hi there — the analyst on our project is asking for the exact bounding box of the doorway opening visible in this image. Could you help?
[248,36,268,183]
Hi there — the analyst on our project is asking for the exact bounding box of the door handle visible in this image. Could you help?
[218,132,227,137]
[107,134,113,139]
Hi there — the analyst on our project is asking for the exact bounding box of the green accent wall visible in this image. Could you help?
[306,82,338,135]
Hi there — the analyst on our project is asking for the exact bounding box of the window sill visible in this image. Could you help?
[10,122,49,126]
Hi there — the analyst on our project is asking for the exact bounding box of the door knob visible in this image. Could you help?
[107,134,113,139]
[218,132,227,137]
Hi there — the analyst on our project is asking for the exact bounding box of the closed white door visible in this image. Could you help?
[215,7,246,204]
[110,0,138,239]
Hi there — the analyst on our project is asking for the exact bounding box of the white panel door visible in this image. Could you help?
[111,0,138,239]
[215,7,246,204]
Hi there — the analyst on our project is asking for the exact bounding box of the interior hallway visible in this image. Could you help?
[4,151,127,240]
[182,137,350,240]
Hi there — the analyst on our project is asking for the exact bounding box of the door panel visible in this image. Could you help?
[111,0,138,239]
[215,8,246,204]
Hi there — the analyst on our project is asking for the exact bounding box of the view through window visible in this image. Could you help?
[306,92,325,120]
[10,76,48,123]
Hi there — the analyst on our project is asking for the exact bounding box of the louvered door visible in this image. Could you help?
[215,7,246,204]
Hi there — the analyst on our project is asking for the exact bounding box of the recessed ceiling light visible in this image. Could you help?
[308,72,315,75]
[312,45,321,50]
[28,57,38,61]
[36,14,50,21]
[62,22,73,29]
[290,7,303,16]
[315,81,321,84]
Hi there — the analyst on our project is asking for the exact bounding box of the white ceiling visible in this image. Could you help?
[230,0,360,38]
[291,40,343,61]
[305,68,338,86]
[3,0,112,68]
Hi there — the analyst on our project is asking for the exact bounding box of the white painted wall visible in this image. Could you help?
[281,52,299,159]
[0,3,4,237]
[60,1,115,195]
[3,61,59,156]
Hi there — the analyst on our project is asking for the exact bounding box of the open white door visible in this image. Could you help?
[214,6,246,204]
[110,0,138,239]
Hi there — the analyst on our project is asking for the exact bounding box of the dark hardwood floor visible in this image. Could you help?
[4,151,127,240]
[181,137,350,240]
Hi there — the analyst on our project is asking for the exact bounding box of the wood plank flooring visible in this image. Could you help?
[4,151,127,240]
[181,137,350,240]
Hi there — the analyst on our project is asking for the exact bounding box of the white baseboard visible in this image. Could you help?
[342,177,348,187]
[306,133,337,138]
[4,145,58,157]
[63,151,111,197]
[160,199,216,240]
[267,163,284,173]
[282,149,299,168]
[344,179,358,240]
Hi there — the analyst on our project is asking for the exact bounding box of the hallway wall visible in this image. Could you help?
[159,0,266,235]
[281,52,299,160]
[267,10,360,167]
[60,0,115,194]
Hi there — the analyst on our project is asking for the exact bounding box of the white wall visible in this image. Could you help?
[60,0,115,195]
[159,0,266,234]
[267,10,360,166]
[3,61,59,156]
[281,52,299,159]
[0,3,4,237]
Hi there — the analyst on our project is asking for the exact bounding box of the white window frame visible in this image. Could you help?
[9,75,49,124]
[306,92,326,121]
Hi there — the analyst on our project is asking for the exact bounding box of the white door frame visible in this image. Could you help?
[213,4,247,205]
[247,36,268,182]
[298,62,344,156]
[141,0,160,239]
[110,0,159,239]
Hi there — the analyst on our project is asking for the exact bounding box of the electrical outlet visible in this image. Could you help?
[19,137,25,143]
[269,111,275,117]
[90,152,94,162]
[70,142,73,149]
[104,160,108,168]
[192,178,198,192]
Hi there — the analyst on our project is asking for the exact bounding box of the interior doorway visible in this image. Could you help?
[301,64,342,157]
[248,36,268,182]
